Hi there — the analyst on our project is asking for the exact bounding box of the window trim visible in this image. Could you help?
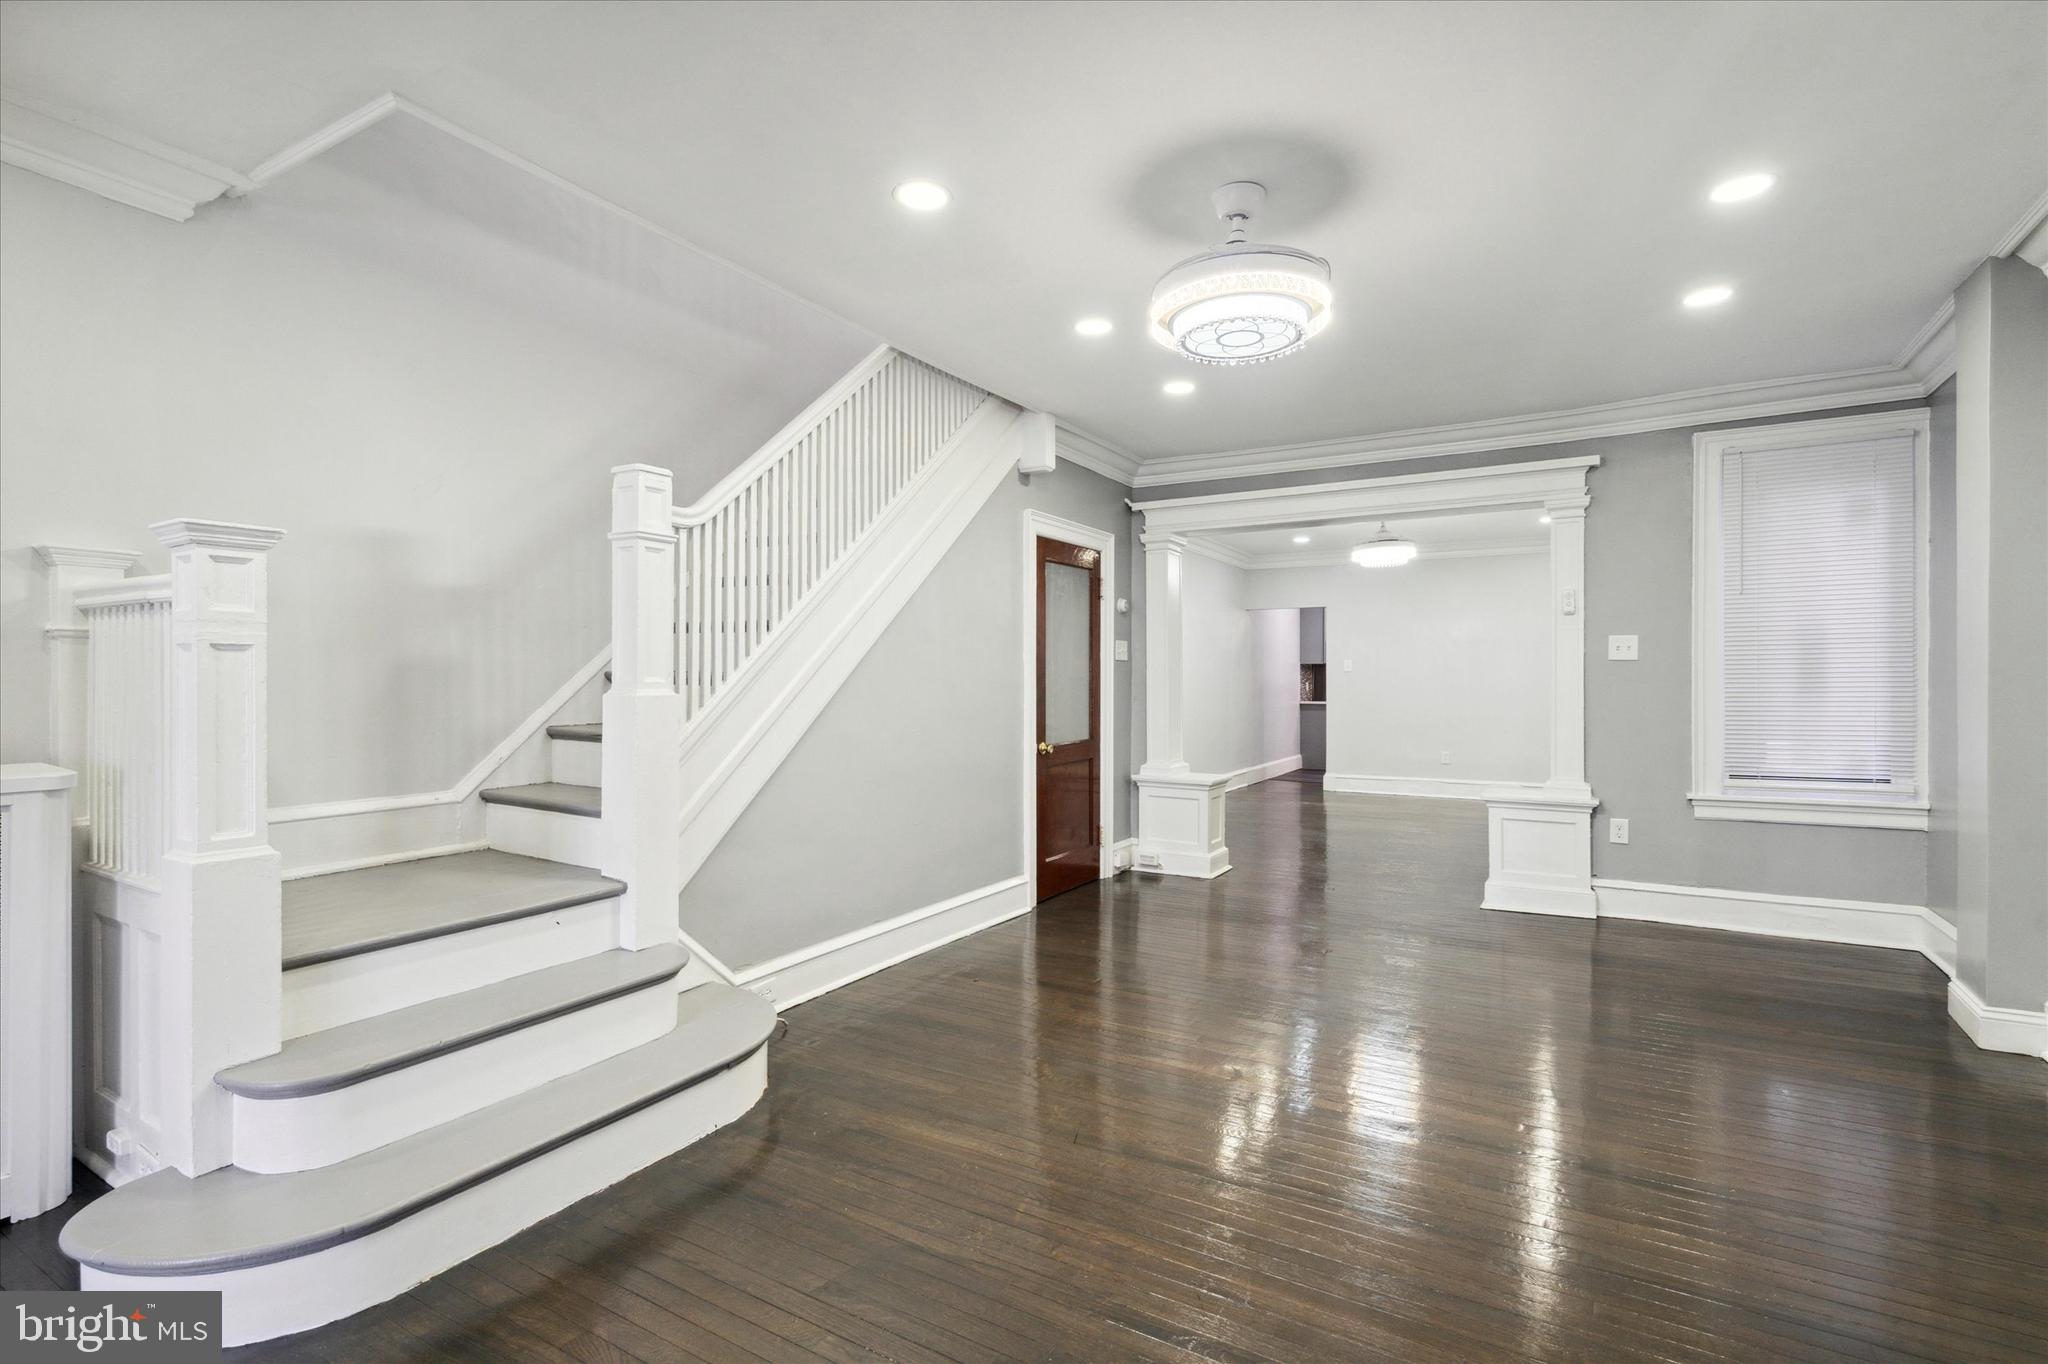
[1690,409,1933,831]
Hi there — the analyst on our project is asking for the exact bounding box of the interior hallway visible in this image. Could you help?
[7,782,2043,1362]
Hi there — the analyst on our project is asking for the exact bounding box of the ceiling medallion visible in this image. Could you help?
[1149,181,1333,366]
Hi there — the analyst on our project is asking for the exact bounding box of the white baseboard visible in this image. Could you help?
[731,876,1032,1012]
[1947,980,2048,1059]
[1589,879,2048,1056]
[1326,773,1543,800]
[1226,755,1303,791]
[1592,878,1953,970]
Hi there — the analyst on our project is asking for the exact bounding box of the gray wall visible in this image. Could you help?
[1926,377,1959,926]
[0,117,876,802]
[678,460,1135,973]
[1146,397,1937,906]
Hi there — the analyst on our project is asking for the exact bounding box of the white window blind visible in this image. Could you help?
[1717,433,1920,795]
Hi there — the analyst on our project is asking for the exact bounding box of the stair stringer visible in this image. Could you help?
[673,397,1028,892]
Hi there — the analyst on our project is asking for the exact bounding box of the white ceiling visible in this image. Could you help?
[1199,508,1549,565]
[3,1,2043,463]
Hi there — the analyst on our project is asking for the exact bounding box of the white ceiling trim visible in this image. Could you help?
[1990,187,2048,266]
[1053,424,1142,486]
[0,90,250,221]
[1192,538,1550,572]
[1126,361,1944,489]
[1133,455,1600,535]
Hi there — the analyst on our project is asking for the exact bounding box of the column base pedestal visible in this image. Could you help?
[1134,770,1231,878]
[1482,785,1598,919]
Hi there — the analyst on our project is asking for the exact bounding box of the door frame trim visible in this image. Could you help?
[1020,510,1119,900]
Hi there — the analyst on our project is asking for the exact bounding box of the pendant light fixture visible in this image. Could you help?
[1351,523,1418,568]
[1149,181,1334,365]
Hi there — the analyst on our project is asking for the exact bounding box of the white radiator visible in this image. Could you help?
[0,763,76,1222]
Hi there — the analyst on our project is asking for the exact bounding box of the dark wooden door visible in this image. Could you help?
[1035,536,1100,900]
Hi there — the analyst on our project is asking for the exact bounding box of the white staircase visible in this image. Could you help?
[55,345,1036,1346]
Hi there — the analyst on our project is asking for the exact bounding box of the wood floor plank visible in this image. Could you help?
[12,783,2043,1361]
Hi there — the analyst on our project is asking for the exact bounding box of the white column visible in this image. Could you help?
[602,464,684,950]
[1543,493,1592,800]
[1482,491,1597,918]
[1134,529,1230,877]
[34,546,142,784]
[1140,531,1188,775]
[150,518,285,1176]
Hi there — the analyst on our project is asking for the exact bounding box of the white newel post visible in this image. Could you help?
[603,465,684,950]
[1134,531,1232,878]
[1483,492,1599,918]
[152,519,286,1176]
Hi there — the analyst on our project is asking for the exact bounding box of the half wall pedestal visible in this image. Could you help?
[1134,771,1231,879]
[1483,787,1599,918]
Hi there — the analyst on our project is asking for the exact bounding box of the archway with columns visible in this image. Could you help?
[1127,455,1600,916]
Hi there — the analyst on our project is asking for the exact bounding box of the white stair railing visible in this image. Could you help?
[602,346,989,948]
[77,577,171,884]
[71,520,287,1181]
[671,347,986,719]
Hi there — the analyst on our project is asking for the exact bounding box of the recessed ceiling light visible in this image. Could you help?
[1162,379,1196,396]
[892,180,950,212]
[1538,514,1553,525]
[1292,534,1311,544]
[1709,172,1776,204]
[1074,317,1114,337]
[1683,284,1734,309]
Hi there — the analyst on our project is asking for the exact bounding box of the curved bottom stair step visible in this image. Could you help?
[62,984,774,1346]
[223,945,692,1172]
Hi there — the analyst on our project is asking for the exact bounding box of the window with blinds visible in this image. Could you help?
[1692,413,1929,826]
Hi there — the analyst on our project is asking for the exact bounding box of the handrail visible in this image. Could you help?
[662,348,988,718]
[75,575,171,609]
[672,344,896,528]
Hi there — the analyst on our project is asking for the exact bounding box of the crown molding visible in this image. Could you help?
[0,90,249,221]
[1128,362,1941,488]
[1053,423,1141,486]
[1893,296,1957,392]
[1990,187,2048,267]
[1179,536,1258,570]
[1188,537,1548,573]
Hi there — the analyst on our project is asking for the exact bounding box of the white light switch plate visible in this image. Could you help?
[1609,817,1630,844]
[1113,639,1129,661]
[1343,659,1354,672]
[1608,634,1640,661]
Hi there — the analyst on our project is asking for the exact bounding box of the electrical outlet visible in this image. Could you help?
[1608,817,1630,844]
[1343,659,1354,672]
[1439,750,1451,766]
[1113,639,1129,661]
[750,981,777,1004]
[1607,634,1640,661]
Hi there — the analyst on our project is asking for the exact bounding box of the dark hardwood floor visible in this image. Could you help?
[7,782,2044,1361]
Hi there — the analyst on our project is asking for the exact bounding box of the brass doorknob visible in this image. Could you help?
[1037,741,1054,755]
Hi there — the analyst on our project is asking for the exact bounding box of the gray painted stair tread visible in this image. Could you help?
[61,986,773,1276]
[216,945,689,1099]
[282,850,624,969]
[546,723,602,742]
[479,781,601,817]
